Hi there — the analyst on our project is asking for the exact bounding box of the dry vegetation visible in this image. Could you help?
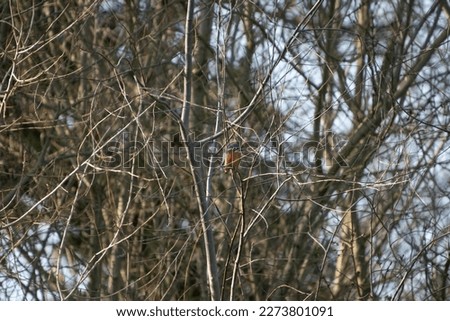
[1,0,450,300]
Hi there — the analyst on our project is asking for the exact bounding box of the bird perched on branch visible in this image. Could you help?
[223,142,241,173]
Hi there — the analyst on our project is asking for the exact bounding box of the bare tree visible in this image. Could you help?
[1,0,450,301]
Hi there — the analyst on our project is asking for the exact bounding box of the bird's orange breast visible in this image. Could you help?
[224,150,241,172]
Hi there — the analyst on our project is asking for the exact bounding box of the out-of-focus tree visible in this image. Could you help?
[1,0,450,301]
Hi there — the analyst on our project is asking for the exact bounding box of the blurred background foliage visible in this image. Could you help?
[1,0,450,300]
